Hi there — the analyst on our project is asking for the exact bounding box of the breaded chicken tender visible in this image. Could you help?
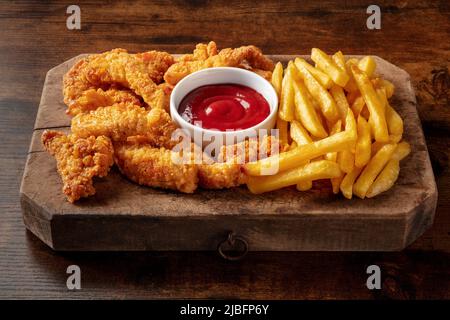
[164,42,275,86]
[63,49,175,110]
[66,88,142,116]
[71,103,179,148]
[114,142,198,193]
[41,130,114,203]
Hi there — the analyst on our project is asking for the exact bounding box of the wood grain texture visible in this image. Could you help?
[0,0,449,299]
[20,55,437,251]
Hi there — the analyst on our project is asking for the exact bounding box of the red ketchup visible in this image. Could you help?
[178,84,270,131]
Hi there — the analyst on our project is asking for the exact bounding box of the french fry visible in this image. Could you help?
[330,84,350,125]
[292,78,328,138]
[358,56,376,77]
[311,48,349,87]
[276,117,289,147]
[372,78,395,98]
[386,104,403,137]
[337,150,355,174]
[244,131,355,176]
[271,62,283,98]
[331,51,346,70]
[295,59,339,122]
[290,120,314,191]
[365,159,399,198]
[325,120,342,162]
[392,141,411,161]
[353,143,397,198]
[294,58,333,89]
[343,57,359,93]
[351,96,365,117]
[279,62,295,121]
[245,110,357,176]
[289,141,298,150]
[247,160,342,194]
[355,116,371,168]
[351,65,389,142]
[290,120,313,145]
[331,175,344,194]
[340,167,363,199]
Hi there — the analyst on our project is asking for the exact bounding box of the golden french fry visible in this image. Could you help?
[351,96,365,117]
[271,62,283,98]
[325,120,342,162]
[311,48,349,87]
[372,78,395,98]
[386,104,403,137]
[331,175,343,194]
[290,120,314,191]
[247,160,342,194]
[330,85,350,125]
[293,78,328,138]
[351,65,389,142]
[295,57,340,122]
[331,51,346,70]
[353,143,397,198]
[290,120,313,145]
[355,116,371,168]
[366,159,400,198]
[244,130,356,176]
[294,58,333,89]
[296,181,313,191]
[344,58,359,93]
[392,141,411,161]
[337,150,355,174]
[279,62,295,121]
[358,56,376,77]
[276,117,289,147]
[340,167,363,199]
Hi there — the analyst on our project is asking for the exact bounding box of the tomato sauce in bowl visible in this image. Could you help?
[178,84,270,131]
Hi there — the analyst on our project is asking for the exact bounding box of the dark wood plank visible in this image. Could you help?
[0,0,449,299]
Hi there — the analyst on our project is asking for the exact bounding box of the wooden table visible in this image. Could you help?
[0,0,448,299]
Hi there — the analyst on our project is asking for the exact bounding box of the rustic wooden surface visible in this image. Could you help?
[0,0,449,299]
[20,54,437,251]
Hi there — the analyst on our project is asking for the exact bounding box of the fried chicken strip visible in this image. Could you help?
[63,49,175,110]
[84,48,174,108]
[71,103,179,148]
[114,142,198,193]
[198,135,280,189]
[41,130,114,203]
[66,88,142,117]
[164,43,274,86]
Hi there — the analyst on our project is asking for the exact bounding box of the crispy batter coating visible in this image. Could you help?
[71,103,179,148]
[164,42,274,86]
[198,135,280,189]
[63,55,99,106]
[114,142,198,193]
[63,49,175,110]
[83,48,174,107]
[41,130,114,203]
[66,88,142,116]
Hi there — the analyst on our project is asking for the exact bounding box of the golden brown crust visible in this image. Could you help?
[66,88,143,117]
[114,142,198,193]
[164,43,274,86]
[41,130,114,203]
[71,103,179,148]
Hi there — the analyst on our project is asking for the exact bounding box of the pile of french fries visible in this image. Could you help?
[245,48,411,199]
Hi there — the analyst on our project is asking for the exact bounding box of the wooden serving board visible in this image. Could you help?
[20,55,437,251]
